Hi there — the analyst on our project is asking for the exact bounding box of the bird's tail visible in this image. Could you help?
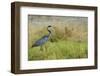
[31,45,34,48]
[31,44,36,48]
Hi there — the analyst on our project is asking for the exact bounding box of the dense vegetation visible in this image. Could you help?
[28,15,88,60]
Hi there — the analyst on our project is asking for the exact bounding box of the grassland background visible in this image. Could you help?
[28,15,88,61]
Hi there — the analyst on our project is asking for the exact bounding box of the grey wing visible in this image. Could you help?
[32,36,48,47]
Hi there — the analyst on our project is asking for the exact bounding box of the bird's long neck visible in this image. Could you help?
[47,28,51,37]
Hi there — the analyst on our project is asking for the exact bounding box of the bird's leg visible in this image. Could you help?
[45,44,48,51]
[40,45,46,59]
[40,45,43,51]
[42,44,48,59]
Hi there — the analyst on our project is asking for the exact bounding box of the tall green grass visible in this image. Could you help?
[28,40,87,60]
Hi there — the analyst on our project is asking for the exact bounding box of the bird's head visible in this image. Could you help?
[48,25,52,28]
[47,25,52,30]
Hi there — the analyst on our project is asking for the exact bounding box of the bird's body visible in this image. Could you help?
[32,35,49,47]
[32,26,52,48]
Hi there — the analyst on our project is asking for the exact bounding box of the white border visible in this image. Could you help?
[20,7,95,70]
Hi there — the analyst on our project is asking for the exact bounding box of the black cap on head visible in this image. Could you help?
[48,25,52,27]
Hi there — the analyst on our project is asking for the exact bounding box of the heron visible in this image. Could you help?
[31,25,52,51]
